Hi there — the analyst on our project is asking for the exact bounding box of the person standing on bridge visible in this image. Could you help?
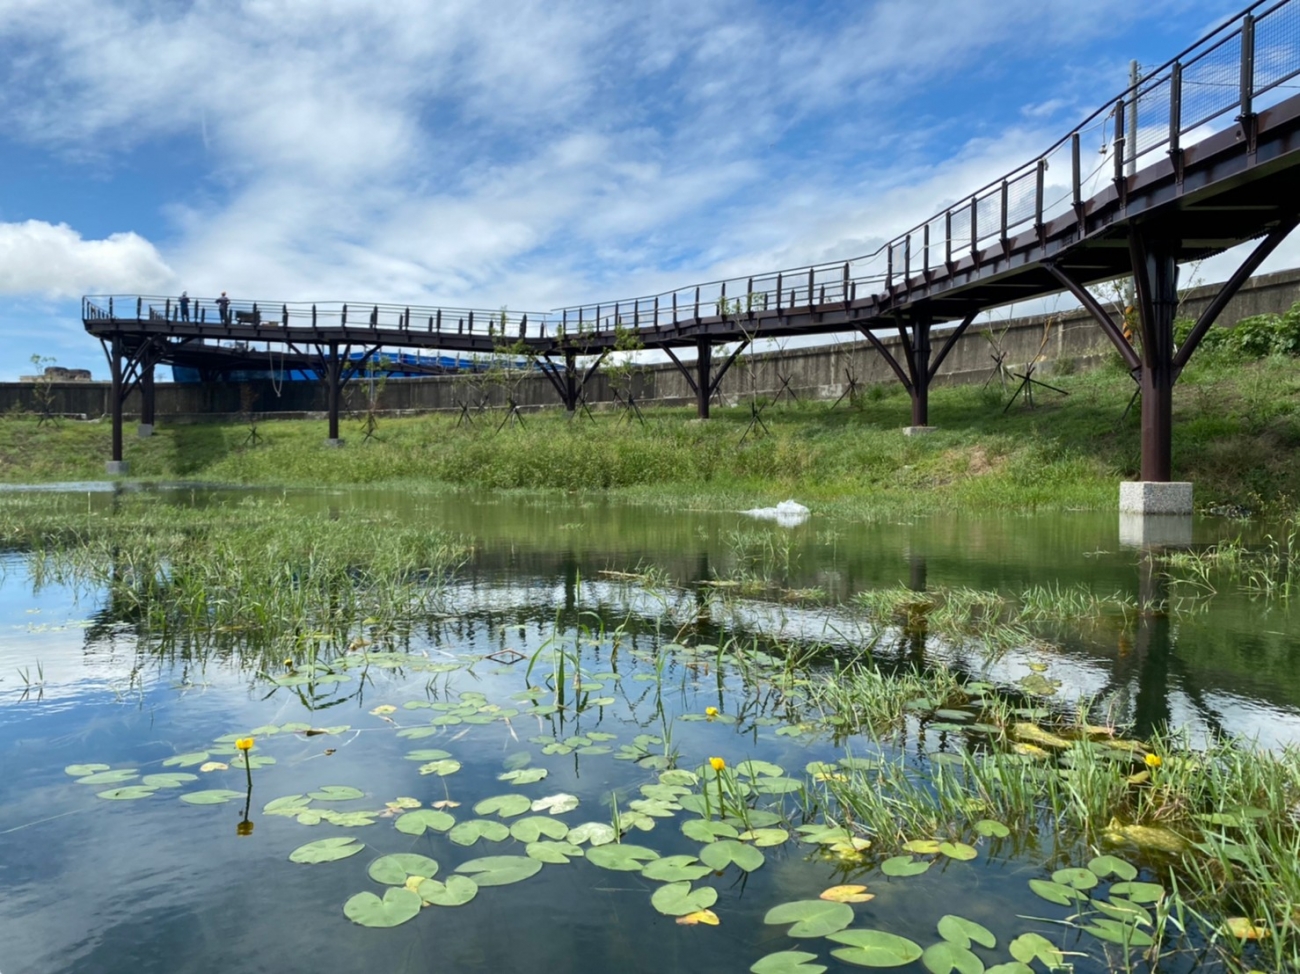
[179,291,190,322]
[217,291,231,324]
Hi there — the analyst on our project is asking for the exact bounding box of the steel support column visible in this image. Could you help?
[564,350,578,414]
[326,342,341,441]
[109,336,124,463]
[139,361,155,430]
[695,339,712,419]
[1129,233,1179,482]
[909,314,933,427]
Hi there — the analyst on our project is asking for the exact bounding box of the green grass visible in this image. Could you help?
[4,351,1300,515]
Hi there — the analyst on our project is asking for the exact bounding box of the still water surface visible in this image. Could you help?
[0,486,1296,973]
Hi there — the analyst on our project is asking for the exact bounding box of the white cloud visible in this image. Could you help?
[0,220,175,298]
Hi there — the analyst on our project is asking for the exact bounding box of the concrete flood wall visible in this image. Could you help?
[11,266,1300,423]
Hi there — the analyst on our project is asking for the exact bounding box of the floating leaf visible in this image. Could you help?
[937,915,996,949]
[1087,855,1138,880]
[652,882,718,917]
[405,748,452,761]
[309,785,364,802]
[677,909,720,926]
[764,900,854,938]
[984,965,1033,974]
[343,888,422,928]
[474,794,533,818]
[683,819,740,842]
[141,773,198,789]
[903,839,941,854]
[368,853,439,885]
[1092,897,1152,927]
[974,820,1010,838]
[568,822,617,846]
[585,844,660,871]
[199,762,228,773]
[74,770,139,785]
[229,754,276,770]
[643,855,712,883]
[820,885,874,904]
[448,819,510,846]
[531,793,579,815]
[881,856,930,877]
[660,770,698,787]
[750,951,828,974]
[65,763,110,777]
[526,841,584,864]
[455,855,543,886]
[921,941,984,974]
[1102,822,1187,854]
[395,809,455,836]
[416,875,478,907]
[510,816,570,843]
[938,841,977,861]
[97,786,157,800]
[179,789,244,805]
[1223,917,1270,940]
[1051,867,1098,890]
[369,705,397,715]
[1008,933,1063,968]
[700,839,765,873]
[1107,881,1165,904]
[160,753,209,768]
[740,827,790,847]
[289,836,365,864]
[418,760,462,777]
[1028,879,1085,906]
[498,768,548,785]
[828,929,924,967]
[1082,918,1155,947]
[264,795,311,815]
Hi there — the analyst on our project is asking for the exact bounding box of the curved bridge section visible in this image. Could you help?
[84,1,1300,479]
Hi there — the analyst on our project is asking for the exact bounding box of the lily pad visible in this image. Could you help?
[474,794,533,818]
[74,770,139,785]
[984,965,1033,974]
[1107,881,1165,904]
[97,786,158,800]
[65,763,110,776]
[651,882,718,917]
[416,875,478,907]
[179,789,245,805]
[510,816,570,843]
[1082,918,1155,947]
[1008,933,1063,968]
[881,856,930,877]
[1052,867,1098,890]
[499,768,548,785]
[405,748,452,761]
[343,888,422,928]
[448,819,510,846]
[683,819,740,842]
[937,915,996,949]
[454,855,543,887]
[973,819,1010,838]
[568,822,617,846]
[526,841,584,863]
[1028,879,1086,906]
[368,853,439,885]
[309,785,364,802]
[828,929,924,967]
[699,839,764,872]
[938,841,977,861]
[418,759,462,777]
[739,827,790,847]
[1092,897,1153,927]
[921,941,984,974]
[585,844,660,871]
[160,753,210,768]
[264,795,312,815]
[764,900,854,938]
[643,855,712,883]
[1088,855,1138,881]
[289,836,366,864]
[750,952,827,974]
[752,777,804,795]
[395,809,456,835]
[141,773,198,789]
[820,885,874,904]
[531,793,580,815]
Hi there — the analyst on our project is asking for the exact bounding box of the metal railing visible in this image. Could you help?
[85,1,1300,342]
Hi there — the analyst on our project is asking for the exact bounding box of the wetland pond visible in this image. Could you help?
[1,486,1298,974]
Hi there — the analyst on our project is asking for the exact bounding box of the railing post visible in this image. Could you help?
[1239,13,1255,121]
[1169,61,1183,157]
[999,179,1009,243]
[165,298,171,320]
[1034,159,1045,230]
[970,197,978,258]
[312,304,317,327]
[922,223,930,275]
[903,235,911,284]
[136,296,142,320]
[886,244,893,291]
[1071,131,1082,214]
[944,211,952,268]
[342,304,348,326]
[1113,99,1126,188]
[282,304,288,327]
[436,309,442,333]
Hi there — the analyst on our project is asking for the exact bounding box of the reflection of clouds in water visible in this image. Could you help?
[741,500,810,528]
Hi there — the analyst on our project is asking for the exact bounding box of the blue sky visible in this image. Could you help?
[1,0,1291,380]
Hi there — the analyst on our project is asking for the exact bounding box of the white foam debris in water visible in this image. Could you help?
[741,499,809,527]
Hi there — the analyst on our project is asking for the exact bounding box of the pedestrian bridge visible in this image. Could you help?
[85,0,1300,484]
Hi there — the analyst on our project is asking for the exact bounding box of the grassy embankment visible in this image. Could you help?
[3,338,1299,515]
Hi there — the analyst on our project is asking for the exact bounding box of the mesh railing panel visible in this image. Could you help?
[1181,31,1242,132]
[1130,74,1173,166]
[1006,169,1038,230]
[1255,1,1300,94]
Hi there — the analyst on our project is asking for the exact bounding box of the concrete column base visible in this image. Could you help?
[137,423,154,438]
[1119,513,1193,548]
[324,438,345,448]
[902,426,937,437]
[106,460,130,476]
[1119,481,1193,515]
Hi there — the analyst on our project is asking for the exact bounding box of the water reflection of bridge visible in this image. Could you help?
[85,2,1300,483]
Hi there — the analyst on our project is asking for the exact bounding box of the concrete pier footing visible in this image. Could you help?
[1119,514,1193,547]
[1119,481,1193,515]
[902,426,937,437]
[137,423,153,438]
[324,438,345,448]
[106,460,129,476]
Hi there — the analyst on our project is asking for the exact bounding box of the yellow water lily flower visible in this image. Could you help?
[705,707,719,718]
[235,737,255,752]
[283,658,294,667]
[709,756,726,772]
[1144,753,1163,769]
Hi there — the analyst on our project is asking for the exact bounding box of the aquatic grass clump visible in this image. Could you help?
[1161,514,1300,600]
[0,493,470,660]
